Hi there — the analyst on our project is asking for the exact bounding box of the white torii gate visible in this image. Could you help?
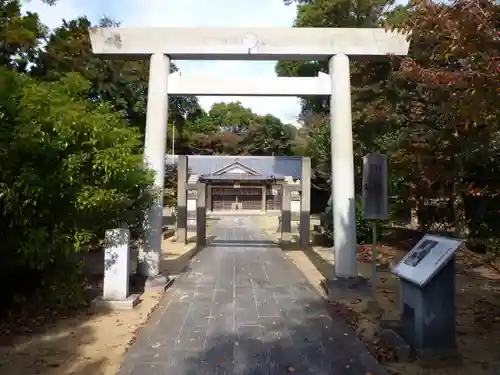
[89,27,409,282]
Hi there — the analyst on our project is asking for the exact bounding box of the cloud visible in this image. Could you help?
[22,0,301,125]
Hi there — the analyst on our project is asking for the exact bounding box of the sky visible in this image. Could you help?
[22,0,302,125]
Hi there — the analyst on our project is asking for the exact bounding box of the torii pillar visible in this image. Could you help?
[140,53,170,280]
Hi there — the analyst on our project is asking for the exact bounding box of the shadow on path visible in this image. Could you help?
[118,217,387,375]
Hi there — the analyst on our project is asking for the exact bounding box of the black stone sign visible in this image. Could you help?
[362,152,388,220]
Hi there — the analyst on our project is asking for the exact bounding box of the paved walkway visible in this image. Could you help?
[119,217,387,375]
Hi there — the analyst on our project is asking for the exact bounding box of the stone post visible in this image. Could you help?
[207,185,212,212]
[329,54,357,278]
[261,185,266,213]
[103,228,130,301]
[140,53,170,278]
[196,183,207,247]
[281,186,292,241]
[94,228,141,309]
[177,155,188,244]
[300,157,311,247]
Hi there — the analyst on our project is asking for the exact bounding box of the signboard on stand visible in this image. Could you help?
[362,152,388,220]
[392,234,464,287]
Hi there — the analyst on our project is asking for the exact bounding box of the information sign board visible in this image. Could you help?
[392,234,464,287]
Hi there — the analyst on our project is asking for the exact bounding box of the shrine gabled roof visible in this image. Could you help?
[165,155,302,179]
[212,161,259,176]
[200,174,284,181]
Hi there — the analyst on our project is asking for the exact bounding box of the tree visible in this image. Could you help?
[0,69,154,306]
[207,101,255,133]
[242,114,296,156]
[185,112,218,135]
[385,0,500,235]
[277,0,398,192]
[31,16,204,137]
[279,0,500,246]
[163,164,178,207]
[182,101,298,156]
[0,0,47,71]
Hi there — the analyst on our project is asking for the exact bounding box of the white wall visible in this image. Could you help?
[224,167,248,174]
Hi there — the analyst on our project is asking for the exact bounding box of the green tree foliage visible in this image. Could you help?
[183,101,298,156]
[163,164,178,207]
[0,68,154,307]
[0,0,47,71]
[208,102,254,133]
[323,196,373,244]
[30,16,204,136]
[242,114,296,156]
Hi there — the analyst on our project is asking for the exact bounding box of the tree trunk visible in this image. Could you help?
[451,183,468,238]
[409,199,419,230]
[416,197,428,232]
[451,152,468,238]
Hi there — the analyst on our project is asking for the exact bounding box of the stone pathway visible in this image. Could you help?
[119,217,387,375]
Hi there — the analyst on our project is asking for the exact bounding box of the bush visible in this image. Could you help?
[0,69,155,309]
[164,164,178,207]
[322,196,374,245]
[464,195,500,255]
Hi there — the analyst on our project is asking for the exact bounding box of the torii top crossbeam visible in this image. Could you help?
[88,27,409,60]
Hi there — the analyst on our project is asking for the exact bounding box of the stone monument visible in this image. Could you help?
[391,234,464,357]
[93,228,140,310]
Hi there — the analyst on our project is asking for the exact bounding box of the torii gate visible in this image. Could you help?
[89,27,409,283]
